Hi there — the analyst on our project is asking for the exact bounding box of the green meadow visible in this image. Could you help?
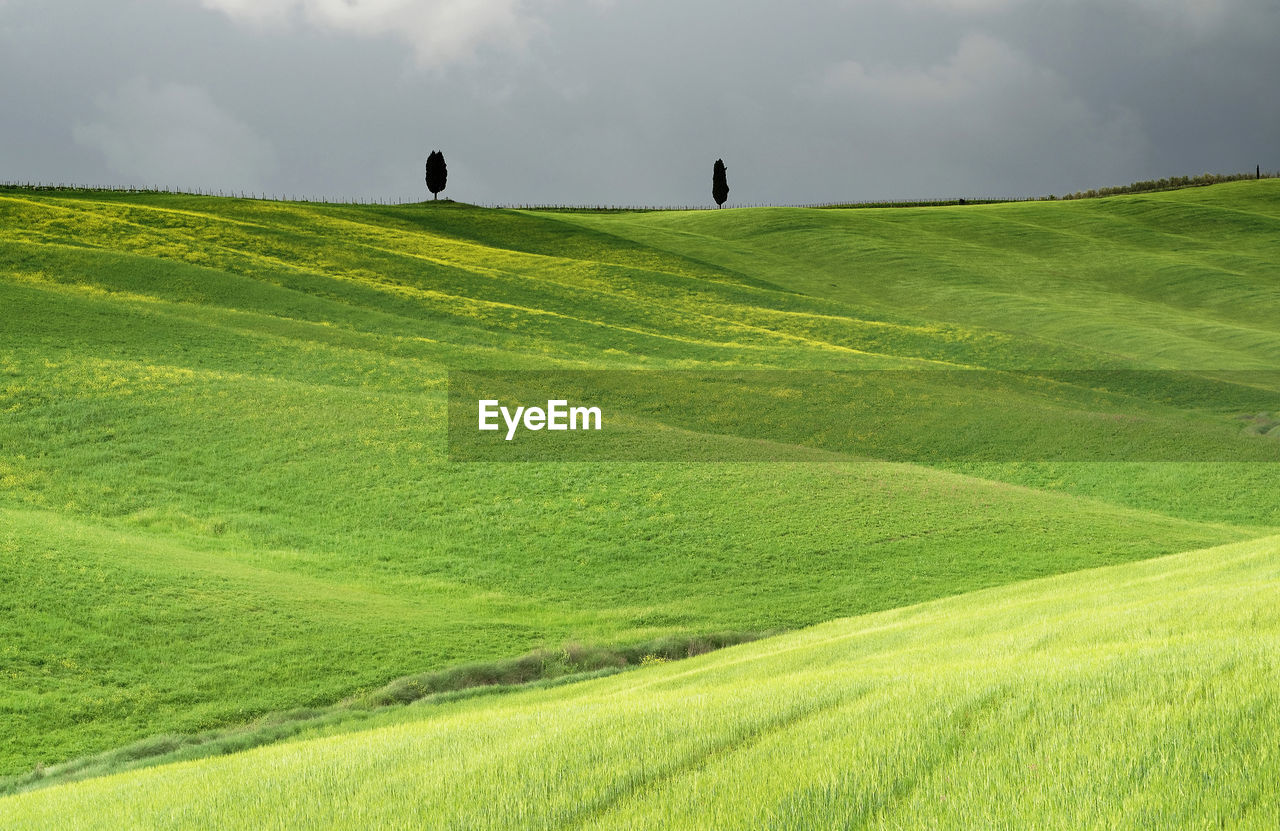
[4,533,1276,829]
[2,181,1278,823]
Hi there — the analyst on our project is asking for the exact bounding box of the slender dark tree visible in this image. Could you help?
[712,159,729,207]
[425,150,447,200]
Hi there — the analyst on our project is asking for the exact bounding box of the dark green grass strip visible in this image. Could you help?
[0,630,770,798]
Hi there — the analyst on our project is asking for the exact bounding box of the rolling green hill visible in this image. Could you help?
[3,534,1276,829]
[2,181,1278,811]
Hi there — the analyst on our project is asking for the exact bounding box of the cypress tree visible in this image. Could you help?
[712,159,729,207]
[425,151,447,200]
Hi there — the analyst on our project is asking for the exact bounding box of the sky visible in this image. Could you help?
[1,0,1276,206]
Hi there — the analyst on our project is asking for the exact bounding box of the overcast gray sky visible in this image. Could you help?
[1,0,1276,206]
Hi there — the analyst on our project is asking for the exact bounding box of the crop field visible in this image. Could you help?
[2,180,1278,823]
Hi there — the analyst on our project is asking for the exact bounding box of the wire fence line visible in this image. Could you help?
[0,183,1029,211]
[0,181,412,206]
[483,197,1023,212]
[3,171,1274,211]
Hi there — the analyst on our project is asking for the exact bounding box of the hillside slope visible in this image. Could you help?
[3,534,1276,829]
[2,182,1278,776]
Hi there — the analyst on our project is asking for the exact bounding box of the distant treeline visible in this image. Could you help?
[1058,170,1276,200]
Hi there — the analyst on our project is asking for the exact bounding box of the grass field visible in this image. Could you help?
[2,181,1278,821]
[3,534,1276,829]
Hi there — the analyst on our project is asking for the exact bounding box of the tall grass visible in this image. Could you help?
[2,535,1275,829]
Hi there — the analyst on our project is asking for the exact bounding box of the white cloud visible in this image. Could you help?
[73,78,275,191]
[817,33,1149,194]
[197,0,542,68]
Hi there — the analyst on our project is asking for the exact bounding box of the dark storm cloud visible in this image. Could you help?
[1,0,1276,205]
